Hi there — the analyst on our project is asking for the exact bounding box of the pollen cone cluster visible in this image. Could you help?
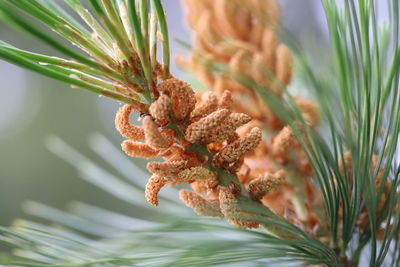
[181,0,320,176]
[115,77,277,215]
[112,0,326,235]
[180,0,292,124]
[180,0,322,233]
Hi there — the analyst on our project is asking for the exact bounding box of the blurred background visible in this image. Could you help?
[0,1,327,227]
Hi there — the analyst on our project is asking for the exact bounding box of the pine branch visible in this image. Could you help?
[0,0,399,266]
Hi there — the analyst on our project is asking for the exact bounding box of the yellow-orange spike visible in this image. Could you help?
[252,53,275,92]
[213,0,241,39]
[177,167,217,183]
[248,170,285,200]
[149,94,172,125]
[261,29,278,70]
[219,187,259,228]
[194,12,221,47]
[115,105,144,140]
[219,90,234,109]
[250,0,280,24]
[213,127,262,167]
[235,8,252,41]
[147,160,188,178]
[295,97,320,127]
[183,0,213,27]
[229,49,252,76]
[249,23,264,48]
[179,190,223,217]
[186,109,230,143]
[276,44,292,86]
[157,78,196,121]
[271,126,295,156]
[142,116,170,150]
[191,180,208,195]
[191,92,219,119]
[145,175,166,206]
[202,113,252,143]
[121,140,159,158]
